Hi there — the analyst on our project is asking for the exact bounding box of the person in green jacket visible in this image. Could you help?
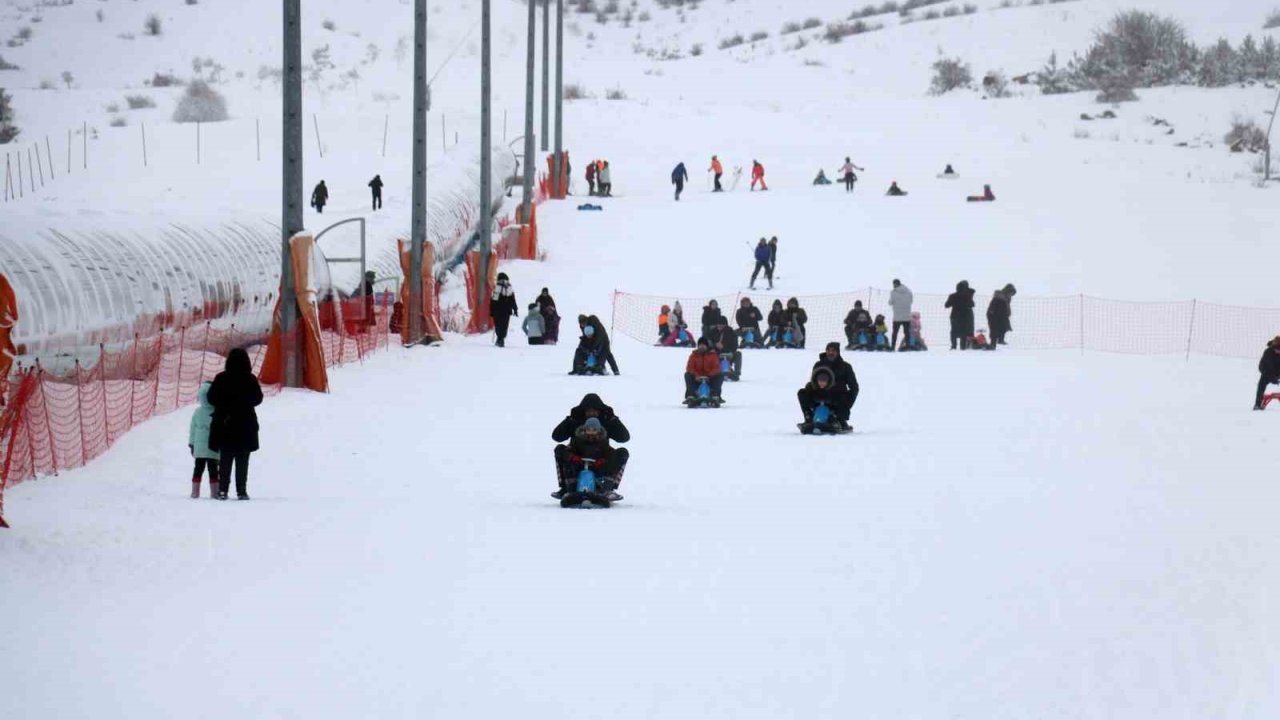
[188,381,220,499]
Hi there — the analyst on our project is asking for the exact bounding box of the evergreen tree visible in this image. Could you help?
[0,87,18,144]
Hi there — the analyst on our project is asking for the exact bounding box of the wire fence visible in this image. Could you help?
[612,289,1280,360]
[0,295,393,527]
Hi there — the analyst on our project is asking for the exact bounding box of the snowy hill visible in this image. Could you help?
[3,1,1280,718]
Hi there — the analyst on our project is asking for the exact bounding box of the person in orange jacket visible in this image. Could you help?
[683,337,724,403]
[709,155,724,192]
[750,160,768,191]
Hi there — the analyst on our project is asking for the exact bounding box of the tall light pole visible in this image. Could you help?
[541,0,550,153]
[281,0,302,387]
[553,0,564,198]
[477,0,492,316]
[409,0,428,343]
[521,0,537,217]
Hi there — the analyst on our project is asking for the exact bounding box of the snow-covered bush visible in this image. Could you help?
[125,94,156,110]
[749,30,768,42]
[148,72,182,88]
[823,20,881,43]
[1094,72,1137,103]
[172,80,228,123]
[0,54,18,71]
[605,86,627,100]
[144,14,162,37]
[1196,38,1241,87]
[1225,116,1268,153]
[321,19,336,31]
[929,56,972,94]
[563,83,590,100]
[1037,52,1073,94]
[780,21,802,34]
[718,33,745,49]
[109,116,127,128]
[690,43,703,56]
[0,87,17,144]
[1074,11,1196,88]
[982,71,1012,98]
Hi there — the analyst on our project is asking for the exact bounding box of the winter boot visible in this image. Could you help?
[209,481,220,499]
[191,479,201,499]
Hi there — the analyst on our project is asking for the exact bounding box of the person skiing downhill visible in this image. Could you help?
[672,162,689,201]
[838,157,864,192]
[551,394,630,502]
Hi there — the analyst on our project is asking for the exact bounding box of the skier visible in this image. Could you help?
[551,393,630,501]
[768,236,778,278]
[683,337,724,407]
[735,297,764,347]
[986,284,1017,346]
[750,160,768,191]
[967,184,996,202]
[368,174,384,211]
[585,161,597,196]
[310,180,329,214]
[888,279,914,350]
[672,161,689,201]
[799,342,859,433]
[709,155,724,192]
[838,157,864,192]
[1255,336,1280,410]
[886,181,908,196]
[522,302,545,345]
[207,348,263,501]
[749,238,773,290]
[700,299,727,342]
[489,272,518,348]
[187,381,220,499]
[945,280,977,350]
[843,300,873,350]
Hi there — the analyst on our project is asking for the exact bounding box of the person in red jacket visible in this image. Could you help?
[750,160,768,191]
[683,337,724,404]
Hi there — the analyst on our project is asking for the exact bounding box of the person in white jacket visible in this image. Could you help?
[888,279,914,350]
[523,303,545,345]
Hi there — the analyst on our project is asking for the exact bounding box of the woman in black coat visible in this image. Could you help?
[1256,337,1280,410]
[208,348,264,500]
[986,284,1016,345]
[945,280,976,349]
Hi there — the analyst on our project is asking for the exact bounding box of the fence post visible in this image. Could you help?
[610,290,618,339]
[99,344,109,444]
[1185,299,1197,361]
[382,113,389,158]
[256,117,261,162]
[196,121,201,164]
[35,363,58,475]
[17,148,23,198]
[151,334,164,417]
[34,142,44,186]
[75,359,86,467]
[27,146,35,191]
[313,113,323,158]
[175,326,187,410]
[82,120,87,170]
[67,128,72,174]
[127,334,138,427]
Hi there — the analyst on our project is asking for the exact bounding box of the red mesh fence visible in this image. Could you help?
[0,296,392,526]
[612,289,1279,360]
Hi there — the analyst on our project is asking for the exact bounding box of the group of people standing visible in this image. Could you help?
[487,274,562,348]
[585,159,614,197]
[944,281,1017,350]
[309,175,386,214]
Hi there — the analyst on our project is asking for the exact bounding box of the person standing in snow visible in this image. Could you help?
[536,287,559,344]
[888,278,914,350]
[368,174,384,211]
[709,155,724,192]
[597,161,613,197]
[310,180,329,214]
[207,348,263,501]
[986,284,1017,346]
[489,272,518,347]
[945,280,977,350]
[1255,336,1280,410]
[585,161,597,196]
[522,302,545,345]
[838,157,864,193]
[750,160,768,191]
[188,381,220,499]
[672,162,689,201]
[749,238,772,290]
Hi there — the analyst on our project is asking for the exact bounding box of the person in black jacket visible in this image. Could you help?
[700,299,727,342]
[735,297,764,347]
[764,299,786,347]
[310,180,329,214]
[1255,336,1280,410]
[551,393,631,499]
[986,284,1016,345]
[945,280,976,350]
[802,342,858,430]
[843,300,874,350]
[712,320,743,380]
[536,287,559,344]
[588,314,620,375]
[783,297,808,348]
[207,348,264,500]
[368,174,384,211]
[489,272,518,347]
[570,316,606,375]
[797,367,839,434]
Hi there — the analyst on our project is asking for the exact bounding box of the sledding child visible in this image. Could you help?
[551,394,630,500]
[899,311,928,351]
[844,301,873,350]
[969,329,996,350]
[188,381,220,499]
[662,301,695,347]
[523,302,545,345]
[886,181,908,196]
[873,314,891,351]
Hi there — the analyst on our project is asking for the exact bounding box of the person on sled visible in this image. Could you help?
[736,297,764,348]
[684,337,725,406]
[843,300,874,350]
[570,318,608,374]
[798,342,859,433]
[712,320,743,380]
[551,394,630,501]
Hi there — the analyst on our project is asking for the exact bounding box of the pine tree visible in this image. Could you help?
[0,87,18,144]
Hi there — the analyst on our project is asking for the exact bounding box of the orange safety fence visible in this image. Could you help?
[0,296,393,527]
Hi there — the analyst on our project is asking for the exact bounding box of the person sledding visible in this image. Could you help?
[797,342,859,434]
[736,297,764,348]
[700,299,728,341]
[683,337,725,407]
[782,297,808,348]
[843,300,874,350]
[813,169,832,186]
[838,157,864,192]
[551,393,630,503]
[762,299,790,348]
[873,314,892,351]
[570,317,608,375]
[711,321,743,381]
[967,184,995,202]
[1254,336,1280,410]
[937,164,958,179]
[659,301,695,347]
[886,181,908,196]
[899,311,928,351]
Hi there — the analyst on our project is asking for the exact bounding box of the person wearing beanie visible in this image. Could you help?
[551,394,631,500]
[684,337,724,405]
[886,181,908,196]
[1255,336,1280,410]
[945,280,977,350]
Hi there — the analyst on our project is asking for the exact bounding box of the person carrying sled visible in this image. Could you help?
[838,157,864,192]
[311,180,329,214]
[945,280,977,350]
[736,297,764,347]
[986,284,1016,346]
[888,278,914,350]
[798,342,859,433]
[672,162,689,201]
[843,300,874,350]
[709,155,724,192]
[700,299,727,341]
[489,272,518,348]
[749,238,773,290]
[1255,336,1280,410]
[368,174,384,211]
[684,337,724,405]
[551,393,630,501]
[750,160,768,191]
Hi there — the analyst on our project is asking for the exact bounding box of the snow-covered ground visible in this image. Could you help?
[3,0,1280,717]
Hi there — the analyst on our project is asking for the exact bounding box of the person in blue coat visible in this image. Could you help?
[749,238,773,290]
[672,162,689,201]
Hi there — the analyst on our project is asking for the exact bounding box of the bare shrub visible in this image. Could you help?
[322,18,336,31]
[982,71,1011,98]
[1225,116,1268,152]
[144,14,162,37]
[148,71,182,88]
[172,79,228,123]
[0,87,17,143]
[105,102,120,113]
[690,43,703,56]
[109,116,127,128]
[0,54,18,71]
[563,83,590,100]
[803,17,822,29]
[749,30,768,42]
[605,86,627,100]
[718,33,745,49]
[929,56,972,94]
[1073,128,1091,139]
[125,94,156,109]
[824,20,882,43]
[780,21,802,34]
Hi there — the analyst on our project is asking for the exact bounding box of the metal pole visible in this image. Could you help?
[67,128,71,174]
[17,147,23,197]
[141,123,148,167]
[1265,85,1280,182]
[442,114,447,153]
[478,0,493,317]
[82,120,86,170]
[34,143,44,186]
[553,0,564,198]
[4,152,10,201]
[382,113,389,158]
[256,117,261,162]
[45,135,54,179]
[312,113,323,158]
[541,0,550,153]
[409,0,428,344]
[27,146,34,192]
[521,0,537,220]
[197,120,201,164]
[282,0,303,387]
